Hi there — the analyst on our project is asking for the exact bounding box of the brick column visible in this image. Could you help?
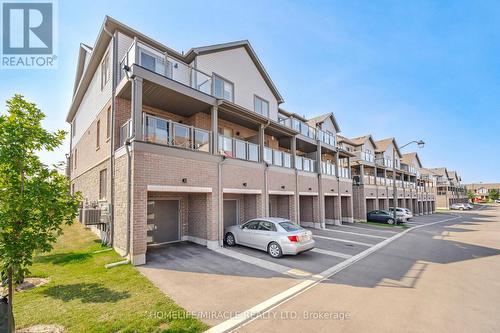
[131,77,143,140]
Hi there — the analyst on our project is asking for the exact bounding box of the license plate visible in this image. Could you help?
[300,234,310,242]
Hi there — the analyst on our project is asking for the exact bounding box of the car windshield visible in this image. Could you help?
[279,221,303,232]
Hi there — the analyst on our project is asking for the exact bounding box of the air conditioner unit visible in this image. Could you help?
[81,207,102,225]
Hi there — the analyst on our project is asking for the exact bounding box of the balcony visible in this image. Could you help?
[338,166,350,179]
[363,175,377,185]
[279,116,336,147]
[356,150,375,163]
[142,114,212,152]
[295,156,316,173]
[219,135,259,162]
[321,161,336,176]
[120,41,214,97]
[264,147,292,168]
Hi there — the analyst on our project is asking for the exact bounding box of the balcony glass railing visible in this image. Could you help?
[218,135,259,162]
[119,119,132,147]
[376,177,386,185]
[363,175,376,185]
[357,150,375,163]
[120,41,213,96]
[321,161,336,176]
[278,116,336,147]
[143,114,211,152]
[296,156,316,173]
[264,147,292,168]
[338,166,350,179]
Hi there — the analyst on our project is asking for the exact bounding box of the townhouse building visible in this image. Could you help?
[67,16,354,265]
[424,168,467,209]
[465,183,500,202]
[342,135,436,221]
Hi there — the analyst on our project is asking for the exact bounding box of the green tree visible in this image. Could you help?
[466,190,475,202]
[0,95,81,330]
[488,188,499,201]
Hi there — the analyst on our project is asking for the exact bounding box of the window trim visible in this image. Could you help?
[96,119,101,150]
[106,107,111,140]
[212,73,234,102]
[99,169,107,201]
[100,52,110,91]
[254,94,270,118]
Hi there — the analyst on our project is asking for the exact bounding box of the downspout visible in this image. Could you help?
[103,26,117,247]
[105,65,134,269]
[262,120,271,217]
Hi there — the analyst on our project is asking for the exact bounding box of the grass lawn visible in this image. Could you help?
[13,223,209,333]
[359,221,409,229]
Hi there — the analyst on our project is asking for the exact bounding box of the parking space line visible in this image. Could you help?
[310,248,353,259]
[206,214,462,333]
[313,235,374,247]
[213,247,312,279]
[319,228,389,239]
[336,224,399,234]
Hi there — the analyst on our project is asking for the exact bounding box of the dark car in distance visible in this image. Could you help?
[367,210,397,225]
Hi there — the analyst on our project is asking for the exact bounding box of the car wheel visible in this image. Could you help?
[459,207,464,211]
[268,242,283,258]
[225,233,236,246]
[387,218,395,225]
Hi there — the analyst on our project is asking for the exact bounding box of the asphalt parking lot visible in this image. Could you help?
[216,212,462,279]
[139,212,458,326]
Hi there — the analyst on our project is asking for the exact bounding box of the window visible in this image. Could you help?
[99,169,107,200]
[254,95,269,117]
[279,221,303,232]
[96,120,100,149]
[242,220,260,230]
[213,75,234,102]
[258,221,277,232]
[101,53,110,90]
[74,149,77,169]
[106,107,111,139]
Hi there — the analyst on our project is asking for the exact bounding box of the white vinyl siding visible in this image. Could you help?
[71,40,113,149]
[195,47,279,121]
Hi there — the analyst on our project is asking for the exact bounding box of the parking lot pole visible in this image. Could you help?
[393,146,397,222]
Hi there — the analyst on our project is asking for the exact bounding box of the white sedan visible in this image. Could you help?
[224,218,315,258]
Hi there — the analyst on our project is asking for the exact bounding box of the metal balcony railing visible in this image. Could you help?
[120,41,215,97]
[143,114,211,153]
[264,147,292,168]
[278,116,337,147]
[219,135,259,162]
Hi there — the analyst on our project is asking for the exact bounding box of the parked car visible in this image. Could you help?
[403,208,413,220]
[224,218,315,258]
[367,210,397,225]
[450,203,471,210]
[388,207,411,222]
[495,199,500,203]
[465,203,474,209]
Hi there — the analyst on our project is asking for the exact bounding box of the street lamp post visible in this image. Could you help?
[391,140,425,224]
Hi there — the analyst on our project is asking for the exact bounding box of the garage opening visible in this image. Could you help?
[299,195,317,227]
[418,201,423,214]
[397,198,404,208]
[341,196,352,223]
[378,198,387,210]
[325,196,336,224]
[223,193,260,228]
[223,199,239,229]
[413,199,418,214]
[366,198,376,213]
[405,198,412,211]
[389,198,394,208]
[147,199,180,245]
[269,194,292,220]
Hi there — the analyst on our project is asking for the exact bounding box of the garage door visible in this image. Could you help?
[223,200,238,229]
[147,200,180,244]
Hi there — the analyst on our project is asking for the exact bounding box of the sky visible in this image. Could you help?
[0,0,499,183]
